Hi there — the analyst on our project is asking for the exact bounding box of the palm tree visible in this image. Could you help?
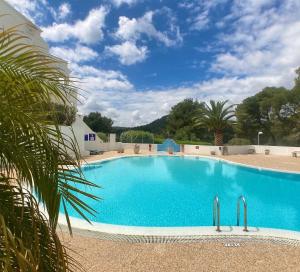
[194,100,235,146]
[0,28,98,271]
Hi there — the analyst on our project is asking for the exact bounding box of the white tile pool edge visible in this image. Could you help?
[58,214,300,242]
[59,154,300,242]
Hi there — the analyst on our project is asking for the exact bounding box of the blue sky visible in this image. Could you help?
[6,0,300,126]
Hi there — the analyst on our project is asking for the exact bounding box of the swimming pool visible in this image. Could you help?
[62,156,300,232]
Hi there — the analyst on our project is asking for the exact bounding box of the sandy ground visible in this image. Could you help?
[63,151,300,272]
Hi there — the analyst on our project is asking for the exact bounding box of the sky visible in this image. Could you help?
[5,0,300,126]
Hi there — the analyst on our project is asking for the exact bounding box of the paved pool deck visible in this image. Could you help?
[61,151,300,271]
[82,150,300,172]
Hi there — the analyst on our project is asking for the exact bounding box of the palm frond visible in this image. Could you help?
[194,100,235,131]
[0,177,83,272]
[0,27,99,270]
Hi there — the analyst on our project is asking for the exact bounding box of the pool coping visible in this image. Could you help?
[58,216,300,244]
[59,153,300,244]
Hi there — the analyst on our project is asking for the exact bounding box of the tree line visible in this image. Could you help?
[84,68,300,146]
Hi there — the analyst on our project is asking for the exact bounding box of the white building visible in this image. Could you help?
[0,0,106,156]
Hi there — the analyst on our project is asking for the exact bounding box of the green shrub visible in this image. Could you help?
[120,130,154,143]
[154,137,164,144]
[227,138,251,145]
[281,132,300,146]
[97,132,108,142]
[45,103,76,126]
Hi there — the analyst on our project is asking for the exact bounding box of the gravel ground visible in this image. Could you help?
[60,232,300,272]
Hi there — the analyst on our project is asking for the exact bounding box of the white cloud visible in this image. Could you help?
[180,0,228,31]
[11,0,298,127]
[76,78,235,125]
[50,45,98,63]
[77,72,293,127]
[42,6,108,44]
[112,0,140,7]
[58,3,71,19]
[51,2,71,21]
[70,63,133,93]
[74,0,300,127]
[115,11,182,47]
[85,0,299,127]
[211,0,300,86]
[190,11,210,30]
[106,41,148,65]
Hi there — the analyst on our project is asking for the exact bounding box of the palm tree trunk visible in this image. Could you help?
[214,130,223,146]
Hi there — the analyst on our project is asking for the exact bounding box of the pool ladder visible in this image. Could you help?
[213,196,221,232]
[237,195,248,232]
[212,195,248,232]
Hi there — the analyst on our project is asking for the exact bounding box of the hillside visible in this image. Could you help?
[112,115,167,135]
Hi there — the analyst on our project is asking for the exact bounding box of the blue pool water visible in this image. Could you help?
[62,156,300,231]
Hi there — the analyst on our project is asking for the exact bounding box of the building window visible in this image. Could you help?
[89,133,96,141]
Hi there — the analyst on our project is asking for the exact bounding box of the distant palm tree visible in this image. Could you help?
[0,27,98,271]
[194,100,235,146]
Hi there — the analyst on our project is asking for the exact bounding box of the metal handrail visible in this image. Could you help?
[213,196,221,232]
[237,195,248,232]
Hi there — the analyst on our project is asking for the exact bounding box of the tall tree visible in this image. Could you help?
[295,67,300,88]
[281,68,300,145]
[235,87,294,144]
[194,100,235,146]
[0,28,98,271]
[166,99,204,140]
[83,112,113,133]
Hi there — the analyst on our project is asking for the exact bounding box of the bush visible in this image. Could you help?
[83,112,113,133]
[154,137,164,144]
[45,103,76,126]
[120,130,154,143]
[174,129,190,141]
[227,138,251,145]
[281,132,300,146]
[97,132,108,142]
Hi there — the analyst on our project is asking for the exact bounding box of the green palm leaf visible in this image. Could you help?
[0,27,99,271]
[194,100,235,145]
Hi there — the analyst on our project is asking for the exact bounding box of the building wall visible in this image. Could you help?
[184,144,300,156]
[0,1,47,50]
[60,115,106,156]
[0,0,76,106]
[183,145,220,155]
[254,145,300,156]
[122,143,157,152]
